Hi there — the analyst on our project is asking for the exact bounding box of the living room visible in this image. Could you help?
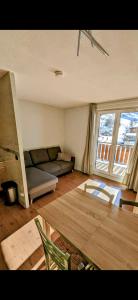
[0,30,138,271]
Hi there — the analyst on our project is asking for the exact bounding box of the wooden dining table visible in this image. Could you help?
[37,188,138,270]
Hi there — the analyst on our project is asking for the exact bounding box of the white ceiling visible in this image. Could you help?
[0,30,138,108]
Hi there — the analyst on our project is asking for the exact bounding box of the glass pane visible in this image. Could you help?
[96,113,115,173]
[113,112,138,176]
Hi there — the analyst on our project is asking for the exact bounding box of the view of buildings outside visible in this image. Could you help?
[98,113,115,144]
[98,112,138,146]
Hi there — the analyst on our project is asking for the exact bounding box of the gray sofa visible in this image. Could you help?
[24,146,75,204]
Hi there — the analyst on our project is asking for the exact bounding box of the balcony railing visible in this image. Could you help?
[97,143,133,165]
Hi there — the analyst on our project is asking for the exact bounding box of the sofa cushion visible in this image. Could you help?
[25,167,57,190]
[47,146,61,161]
[37,161,73,176]
[57,152,72,162]
[30,149,49,165]
[36,162,61,176]
[54,160,74,170]
[24,151,33,168]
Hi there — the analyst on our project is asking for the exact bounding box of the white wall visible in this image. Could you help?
[19,100,65,150]
[64,105,89,171]
[19,100,89,172]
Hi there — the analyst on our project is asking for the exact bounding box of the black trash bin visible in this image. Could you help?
[1,181,18,206]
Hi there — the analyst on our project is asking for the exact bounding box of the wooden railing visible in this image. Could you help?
[97,143,133,165]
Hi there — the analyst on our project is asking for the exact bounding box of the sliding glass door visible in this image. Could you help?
[94,110,138,182]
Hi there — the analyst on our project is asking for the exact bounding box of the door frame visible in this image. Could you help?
[93,107,138,183]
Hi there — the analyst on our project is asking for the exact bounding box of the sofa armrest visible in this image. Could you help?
[71,156,75,168]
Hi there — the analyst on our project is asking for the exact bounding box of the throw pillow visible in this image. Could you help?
[57,152,71,162]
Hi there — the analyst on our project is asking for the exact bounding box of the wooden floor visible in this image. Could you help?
[0,170,136,270]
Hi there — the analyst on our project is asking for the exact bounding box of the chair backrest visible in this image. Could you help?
[84,183,114,203]
[119,198,138,208]
[35,218,71,270]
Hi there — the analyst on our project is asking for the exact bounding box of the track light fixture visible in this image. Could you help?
[77,30,109,57]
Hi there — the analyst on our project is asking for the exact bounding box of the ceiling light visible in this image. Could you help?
[54,70,63,76]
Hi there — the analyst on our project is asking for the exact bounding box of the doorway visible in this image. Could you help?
[94,110,138,182]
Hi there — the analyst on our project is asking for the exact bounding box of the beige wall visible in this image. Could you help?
[19,100,65,150]
[64,105,89,171]
[0,72,29,208]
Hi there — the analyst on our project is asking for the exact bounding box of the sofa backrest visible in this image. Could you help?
[24,151,33,168]
[47,146,61,161]
[30,148,50,165]
[24,146,61,167]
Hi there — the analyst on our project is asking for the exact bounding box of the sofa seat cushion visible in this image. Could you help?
[30,149,49,165]
[36,162,61,176]
[54,160,74,170]
[26,167,57,190]
[47,146,61,161]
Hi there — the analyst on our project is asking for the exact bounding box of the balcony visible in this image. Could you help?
[96,143,133,176]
